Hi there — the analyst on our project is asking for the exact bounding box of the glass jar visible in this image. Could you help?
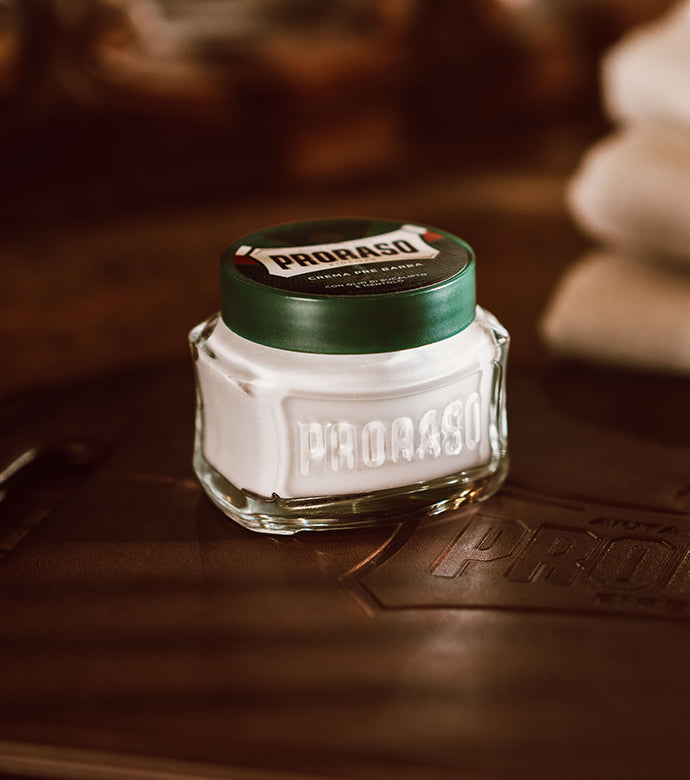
[190,218,509,534]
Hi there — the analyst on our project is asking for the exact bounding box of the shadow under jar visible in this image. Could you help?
[190,218,509,534]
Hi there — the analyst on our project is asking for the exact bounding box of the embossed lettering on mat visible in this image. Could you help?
[357,485,690,621]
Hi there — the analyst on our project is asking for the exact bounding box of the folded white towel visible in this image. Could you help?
[567,124,690,265]
[603,2,690,129]
[540,252,690,375]
[542,2,690,374]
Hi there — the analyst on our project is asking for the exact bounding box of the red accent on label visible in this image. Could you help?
[234,254,260,266]
[423,231,443,243]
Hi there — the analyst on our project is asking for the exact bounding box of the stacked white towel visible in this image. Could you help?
[540,2,690,374]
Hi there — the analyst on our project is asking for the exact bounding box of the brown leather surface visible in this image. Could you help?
[0,358,688,779]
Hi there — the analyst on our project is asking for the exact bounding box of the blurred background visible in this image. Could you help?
[0,0,678,397]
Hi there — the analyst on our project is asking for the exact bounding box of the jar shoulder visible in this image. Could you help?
[189,307,508,391]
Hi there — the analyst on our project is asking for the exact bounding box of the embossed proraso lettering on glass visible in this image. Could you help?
[296,392,483,479]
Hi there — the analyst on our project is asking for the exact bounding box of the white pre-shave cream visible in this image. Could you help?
[190,218,509,534]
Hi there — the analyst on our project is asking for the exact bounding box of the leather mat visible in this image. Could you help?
[0,361,688,779]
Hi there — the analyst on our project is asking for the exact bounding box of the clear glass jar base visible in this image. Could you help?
[194,451,509,534]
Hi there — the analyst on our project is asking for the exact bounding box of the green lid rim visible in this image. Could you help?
[220,219,477,354]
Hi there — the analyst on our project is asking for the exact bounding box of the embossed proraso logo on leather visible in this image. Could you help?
[355,486,690,622]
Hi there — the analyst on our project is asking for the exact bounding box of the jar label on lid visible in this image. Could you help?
[232,222,469,296]
[237,225,438,278]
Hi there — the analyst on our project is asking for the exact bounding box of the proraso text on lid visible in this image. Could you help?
[235,225,440,279]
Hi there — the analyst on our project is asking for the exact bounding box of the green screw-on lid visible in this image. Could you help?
[220,218,476,354]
